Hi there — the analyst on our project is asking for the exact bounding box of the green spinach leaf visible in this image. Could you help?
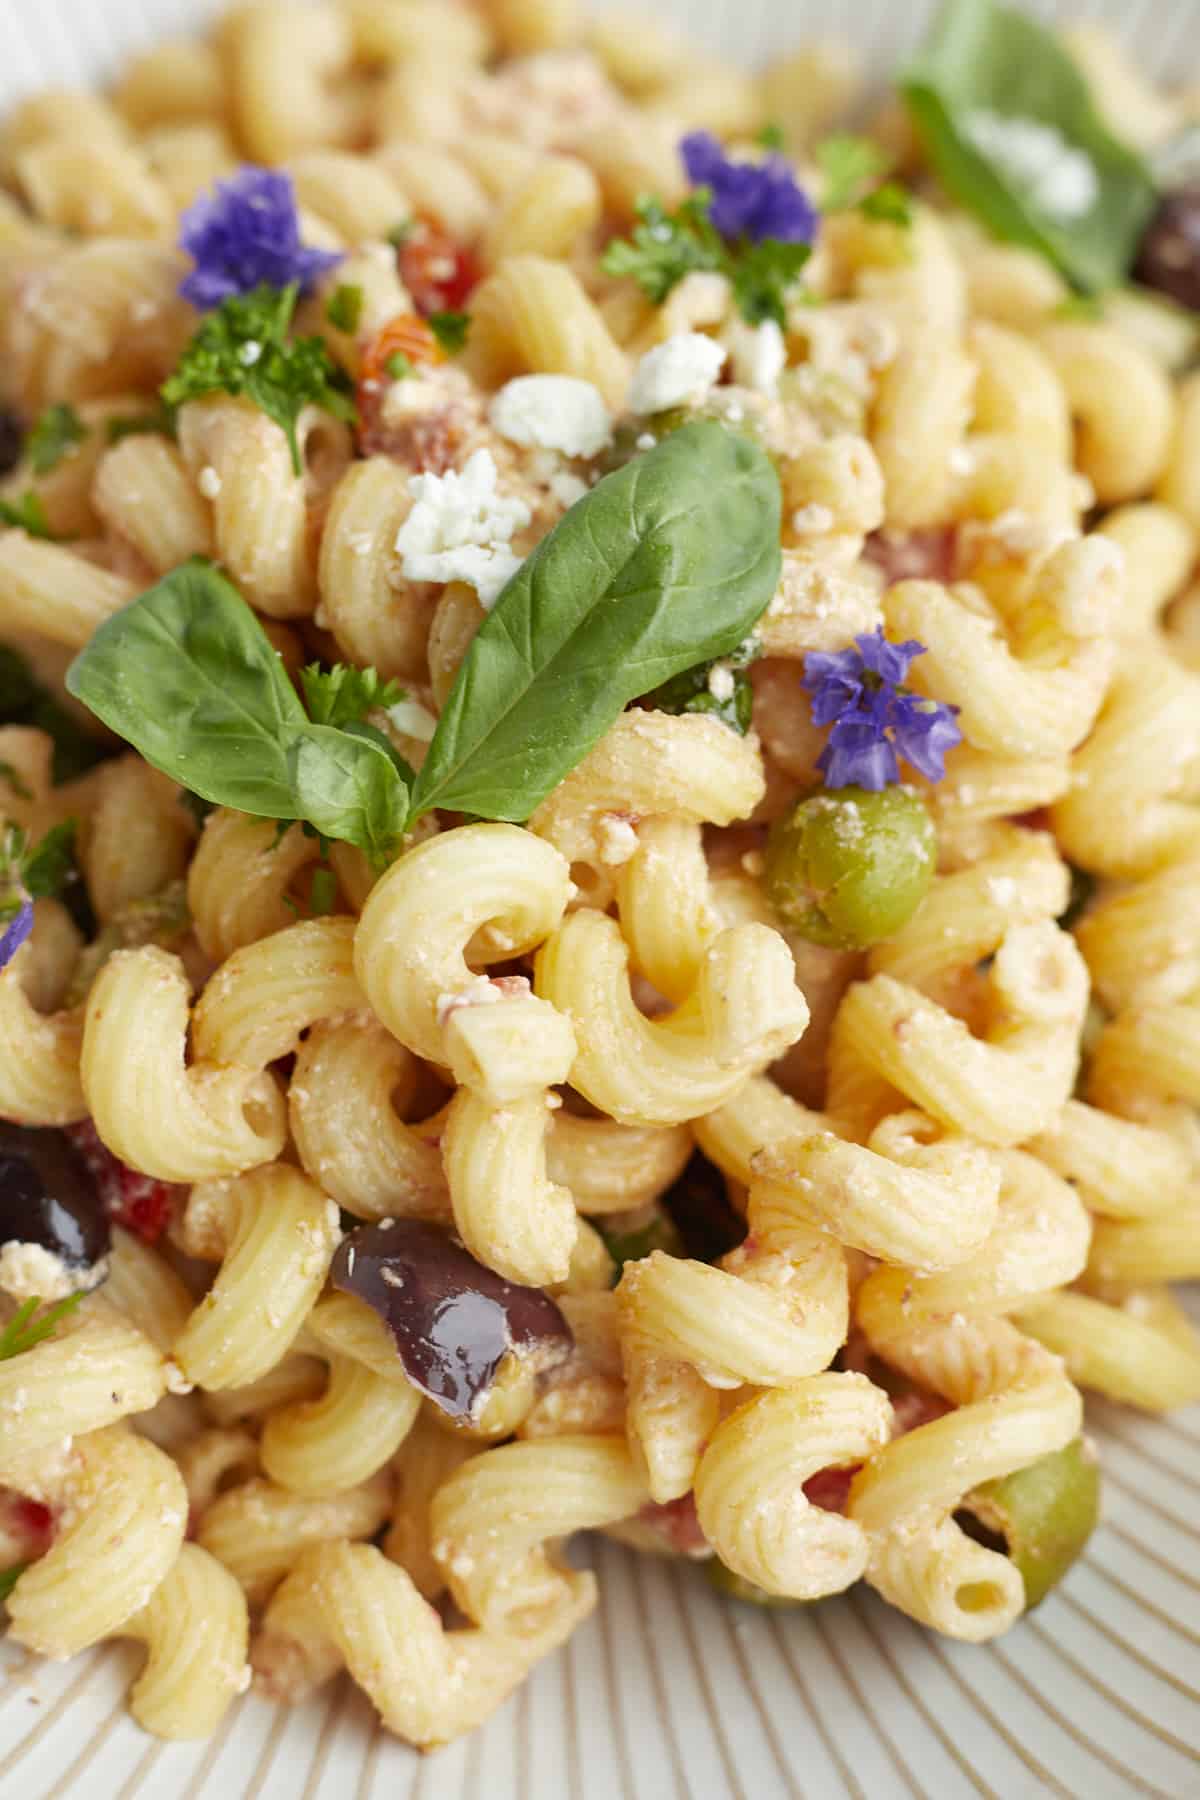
[902,0,1156,292]
[409,421,780,823]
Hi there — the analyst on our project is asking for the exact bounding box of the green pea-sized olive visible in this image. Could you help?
[764,785,936,951]
[961,1437,1100,1610]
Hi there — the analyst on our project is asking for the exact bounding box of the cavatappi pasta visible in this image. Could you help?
[1,0,1199,1757]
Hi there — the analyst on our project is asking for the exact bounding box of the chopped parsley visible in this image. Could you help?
[385,351,413,380]
[161,280,356,476]
[646,637,760,735]
[816,134,913,227]
[26,404,86,476]
[602,192,726,305]
[326,283,365,334]
[428,310,471,354]
[0,492,57,540]
[300,662,406,730]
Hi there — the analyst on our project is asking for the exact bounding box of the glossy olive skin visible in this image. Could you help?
[765,784,936,951]
[331,1219,573,1419]
[0,410,22,477]
[705,1559,809,1606]
[1134,187,1200,313]
[963,1437,1100,1609]
[0,1121,110,1269]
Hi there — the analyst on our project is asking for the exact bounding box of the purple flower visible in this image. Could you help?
[178,167,342,310]
[0,900,33,972]
[680,132,817,245]
[803,628,962,791]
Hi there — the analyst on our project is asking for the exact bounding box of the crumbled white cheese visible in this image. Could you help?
[386,697,438,742]
[636,432,657,450]
[435,975,505,1027]
[395,448,530,608]
[791,503,834,535]
[0,1240,80,1303]
[628,332,727,414]
[548,470,589,509]
[197,465,222,500]
[725,316,786,395]
[707,662,736,701]
[489,374,613,458]
[596,813,639,865]
[963,111,1098,220]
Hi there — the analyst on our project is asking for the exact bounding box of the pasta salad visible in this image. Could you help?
[0,0,1199,1753]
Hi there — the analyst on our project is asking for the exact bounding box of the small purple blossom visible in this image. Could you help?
[802,628,962,792]
[0,900,33,972]
[680,131,817,245]
[178,167,342,310]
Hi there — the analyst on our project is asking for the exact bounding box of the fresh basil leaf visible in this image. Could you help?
[341,719,417,790]
[288,726,407,866]
[27,403,86,476]
[67,560,308,819]
[410,421,781,823]
[902,0,1156,293]
[66,562,410,863]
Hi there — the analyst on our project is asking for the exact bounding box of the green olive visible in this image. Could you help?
[764,785,936,951]
[600,400,765,474]
[598,1204,684,1277]
[960,1437,1100,1610]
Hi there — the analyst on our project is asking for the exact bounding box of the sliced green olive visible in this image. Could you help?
[597,1204,684,1278]
[960,1437,1100,1610]
[764,785,936,951]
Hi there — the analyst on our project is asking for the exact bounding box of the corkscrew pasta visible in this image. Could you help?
[1,0,1200,1758]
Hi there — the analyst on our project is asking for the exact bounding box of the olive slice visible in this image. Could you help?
[0,1121,111,1272]
[1134,187,1200,313]
[331,1220,573,1419]
[960,1437,1100,1609]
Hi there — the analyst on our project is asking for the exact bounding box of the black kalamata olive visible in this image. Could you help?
[660,1150,745,1264]
[331,1220,573,1418]
[0,409,22,477]
[0,1121,111,1270]
[1134,187,1200,312]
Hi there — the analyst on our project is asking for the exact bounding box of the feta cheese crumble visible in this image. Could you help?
[549,469,588,508]
[395,448,531,609]
[724,316,786,396]
[962,111,1098,220]
[197,465,222,499]
[489,374,613,458]
[628,332,727,414]
[707,662,736,701]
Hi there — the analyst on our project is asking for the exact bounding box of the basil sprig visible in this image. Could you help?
[66,422,780,858]
[66,561,410,866]
[407,421,780,821]
[902,0,1156,292]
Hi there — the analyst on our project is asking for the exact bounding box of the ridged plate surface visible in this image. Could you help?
[1,1,1198,1795]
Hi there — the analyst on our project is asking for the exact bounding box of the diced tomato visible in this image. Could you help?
[863,527,957,587]
[636,1493,710,1557]
[398,226,481,316]
[64,1120,177,1245]
[803,1466,858,1514]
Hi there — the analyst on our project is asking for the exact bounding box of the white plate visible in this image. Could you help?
[1,3,1199,1795]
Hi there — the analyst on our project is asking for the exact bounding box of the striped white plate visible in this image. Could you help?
[2,1,1199,1794]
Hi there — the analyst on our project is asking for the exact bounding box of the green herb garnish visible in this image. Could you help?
[326,283,365,334]
[300,663,405,730]
[0,1291,86,1361]
[105,407,176,446]
[308,865,338,916]
[0,644,108,783]
[428,310,471,354]
[0,1563,27,1605]
[161,281,356,476]
[646,637,759,735]
[387,219,415,248]
[757,122,786,152]
[602,192,726,305]
[385,351,412,380]
[26,403,86,476]
[0,492,57,540]
[66,423,781,850]
[815,134,913,227]
[902,0,1156,292]
[1,820,79,933]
